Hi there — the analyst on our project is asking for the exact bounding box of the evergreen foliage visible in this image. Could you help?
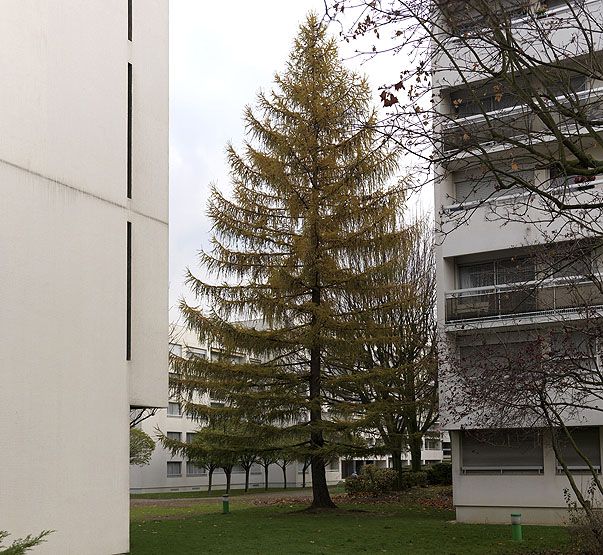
[0,530,52,555]
[171,14,405,509]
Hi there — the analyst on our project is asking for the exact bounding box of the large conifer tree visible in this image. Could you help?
[173,14,404,509]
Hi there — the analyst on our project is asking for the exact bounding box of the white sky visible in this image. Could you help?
[168,0,429,321]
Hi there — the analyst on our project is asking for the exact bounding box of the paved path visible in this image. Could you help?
[131,488,317,508]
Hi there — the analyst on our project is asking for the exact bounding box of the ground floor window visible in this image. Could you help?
[461,429,544,474]
[167,461,182,477]
[554,427,601,473]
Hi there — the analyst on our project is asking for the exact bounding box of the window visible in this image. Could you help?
[186,462,206,476]
[424,438,442,451]
[453,165,533,204]
[167,402,182,417]
[126,221,132,360]
[458,257,535,289]
[461,429,544,474]
[450,82,522,118]
[167,432,181,442]
[127,63,132,198]
[555,427,601,471]
[169,343,182,357]
[128,0,132,41]
[187,347,206,359]
[186,432,197,444]
[167,461,182,477]
[327,459,340,471]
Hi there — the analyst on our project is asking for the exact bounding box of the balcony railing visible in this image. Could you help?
[445,276,603,323]
[441,86,603,153]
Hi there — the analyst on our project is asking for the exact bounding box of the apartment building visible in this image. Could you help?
[1,2,168,553]
[132,326,449,492]
[131,326,338,492]
[434,0,603,524]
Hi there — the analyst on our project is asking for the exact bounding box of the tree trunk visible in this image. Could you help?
[302,467,306,488]
[309,342,336,508]
[282,464,287,489]
[225,470,232,494]
[409,434,422,472]
[391,448,404,487]
[245,468,250,492]
[208,469,214,493]
[264,465,269,490]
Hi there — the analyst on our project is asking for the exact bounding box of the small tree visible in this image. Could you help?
[130,428,155,466]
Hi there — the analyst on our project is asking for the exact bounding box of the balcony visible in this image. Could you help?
[441,86,603,154]
[445,276,603,323]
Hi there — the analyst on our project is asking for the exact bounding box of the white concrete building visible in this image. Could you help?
[434,0,603,524]
[132,327,449,492]
[131,326,326,493]
[1,2,168,553]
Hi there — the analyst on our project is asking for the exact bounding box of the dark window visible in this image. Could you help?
[554,427,601,471]
[128,0,132,41]
[126,221,132,360]
[461,429,544,473]
[127,63,132,199]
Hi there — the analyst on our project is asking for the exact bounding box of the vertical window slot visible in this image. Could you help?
[128,0,132,41]
[127,63,132,199]
[126,221,132,360]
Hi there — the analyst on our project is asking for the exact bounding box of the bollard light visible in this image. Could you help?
[222,494,230,514]
[511,513,522,541]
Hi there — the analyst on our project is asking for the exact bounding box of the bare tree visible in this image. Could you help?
[328,0,603,237]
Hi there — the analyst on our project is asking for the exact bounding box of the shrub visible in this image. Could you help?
[344,465,398,495]
[425,463,452,486]
[397,470,428,491]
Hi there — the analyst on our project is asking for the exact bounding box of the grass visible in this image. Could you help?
[130,488,571,554]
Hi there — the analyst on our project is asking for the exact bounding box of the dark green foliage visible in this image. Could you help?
[0,530,52,555]
[425,463,452,486]
[344,465,398,495]
[398,470,429,490]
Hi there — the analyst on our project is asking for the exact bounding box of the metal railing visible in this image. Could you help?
[445,276,603,323]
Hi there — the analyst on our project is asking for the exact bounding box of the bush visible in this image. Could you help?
[344,465,398,495]
[398,470,428,491]
[425,463,452,486]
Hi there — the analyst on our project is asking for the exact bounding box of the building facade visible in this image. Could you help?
[132,327,448,492]
[1,2,168,553]
[434,0,603,524]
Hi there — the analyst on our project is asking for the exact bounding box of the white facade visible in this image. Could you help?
[434,1,603,524]
[131,326,342,492]
[0,2,168,553]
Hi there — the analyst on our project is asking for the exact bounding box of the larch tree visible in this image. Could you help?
[171,14,404,509]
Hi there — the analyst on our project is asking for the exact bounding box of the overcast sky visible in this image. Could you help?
[168,1,427,321]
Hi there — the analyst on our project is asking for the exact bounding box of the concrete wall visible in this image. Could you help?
[451,430,603,524]
[0,2,168,553]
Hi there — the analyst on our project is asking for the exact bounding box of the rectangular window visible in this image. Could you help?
[424,438,442,450]
[555,427,601,471]
[169,343,182,357]
[461,429,544,474]
[167,461,182,477]
[186,462,206,476]
[128,0,132,41]
[186,432,196,444]
[167,402,182,417]
[126,222,132,360]
[167,431,181,442]
[187,347,207,359]
[127,63,132,198]
[327,459,340,471]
